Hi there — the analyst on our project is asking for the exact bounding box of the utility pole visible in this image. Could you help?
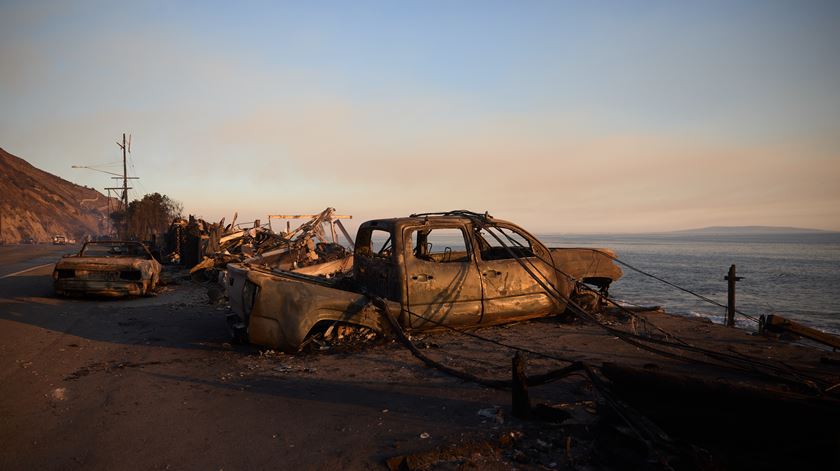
[114,133,137,238]
[106,189,112,237]
[116,133,130,212]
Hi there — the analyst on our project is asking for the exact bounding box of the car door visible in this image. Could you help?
[403,225,483,328]
[354,225,401,301]
[474,224,561,323]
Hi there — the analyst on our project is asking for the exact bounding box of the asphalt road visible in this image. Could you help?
[0,246,520,470]
[0,243,78,278]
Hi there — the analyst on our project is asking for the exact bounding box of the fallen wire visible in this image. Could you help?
[584,248,761,324]
[378,274,826,393]
[446,210,831,392]
[404,210,829,392]
[360,211,833,465]
[372,295,585,388]
[359,292,580,365]
[369,295,682,461]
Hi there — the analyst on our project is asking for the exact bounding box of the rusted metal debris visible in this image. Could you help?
[760,313,840,350]
[299,323,380,352]
[164,207,354,279]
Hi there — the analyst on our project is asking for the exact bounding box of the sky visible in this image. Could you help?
[1,0,839,233]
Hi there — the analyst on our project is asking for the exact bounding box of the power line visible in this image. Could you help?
[592,249,760,322]
[428,211,829,391]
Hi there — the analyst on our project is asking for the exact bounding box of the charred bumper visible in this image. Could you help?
[53,279,147,297]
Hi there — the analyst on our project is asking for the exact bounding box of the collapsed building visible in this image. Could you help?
[163,207,354,278]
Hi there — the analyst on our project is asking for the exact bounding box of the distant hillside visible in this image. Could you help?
[672,226,832,235]
[0,147,116,243]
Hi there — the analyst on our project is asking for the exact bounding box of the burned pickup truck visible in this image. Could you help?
[227,211,622,351]
[53,241,161,297]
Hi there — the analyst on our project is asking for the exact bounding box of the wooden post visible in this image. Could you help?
[724,264,742,327]
[512,352,531,419]
[119,133,129,238]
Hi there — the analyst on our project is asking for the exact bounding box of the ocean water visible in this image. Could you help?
[540,233,840,334]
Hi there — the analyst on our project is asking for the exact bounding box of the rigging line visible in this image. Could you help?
[726,347,818,387]
[471,223,729,361]
[497,236,826,388]
[606,317,828,387]
[128,155,147,196]
[374,240,827,391]
[79,160,121,168]
[406,211,822,389]
[580,291,828,389]
[399,297,743,374]
[548,274,826,389]
[484,223,682,343]
[394,308,578,364]
[372,297,696,458]
[391,277,826,391]
[585,248,760,323]
[471,215,759,324]
[463,214,826,390]
[356,282,577,363]
[471,216,708,346]
[498,229,700,342]
[379,261,707,369]
[372,295,585,389]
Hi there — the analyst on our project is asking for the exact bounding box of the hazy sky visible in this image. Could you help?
[2,1,838,232]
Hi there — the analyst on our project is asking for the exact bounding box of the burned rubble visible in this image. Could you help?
[163,207,354,280]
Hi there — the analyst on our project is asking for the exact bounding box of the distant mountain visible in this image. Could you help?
[672,226,833,235]
[0,147,117,243]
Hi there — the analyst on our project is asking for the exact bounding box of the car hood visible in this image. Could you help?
[548,247,623,285]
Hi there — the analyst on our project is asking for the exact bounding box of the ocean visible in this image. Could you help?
[540,232,840,334]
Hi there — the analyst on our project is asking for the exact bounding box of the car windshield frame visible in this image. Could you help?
[79,241,152,259]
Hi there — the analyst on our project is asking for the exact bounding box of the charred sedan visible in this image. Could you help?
[53,241,161,297]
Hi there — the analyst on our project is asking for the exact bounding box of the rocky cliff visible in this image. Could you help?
[0,147,116,243]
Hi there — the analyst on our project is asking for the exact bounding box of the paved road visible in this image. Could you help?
[0,251,512,470]
[0,244,78,278]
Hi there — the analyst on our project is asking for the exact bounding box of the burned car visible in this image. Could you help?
[227,211,622,351]
[53,241,161,297]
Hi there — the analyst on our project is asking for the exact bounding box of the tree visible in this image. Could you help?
[111,193,182,241]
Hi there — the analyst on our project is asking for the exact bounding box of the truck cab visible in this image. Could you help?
[354,214,569,329]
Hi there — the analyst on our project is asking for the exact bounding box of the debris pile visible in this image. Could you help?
[300,323,380,353]
[164,207,354,279]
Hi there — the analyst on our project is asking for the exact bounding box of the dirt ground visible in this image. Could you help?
[1,245,838,470]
